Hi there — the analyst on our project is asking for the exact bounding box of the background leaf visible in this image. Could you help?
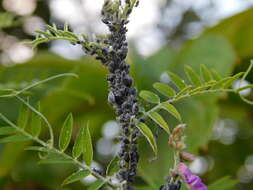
[208,176,237,190]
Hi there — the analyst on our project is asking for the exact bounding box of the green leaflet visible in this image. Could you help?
[64,31,79,40]
[211,77,232,89]
[200,64,213,82]
[87,180,105,190]
[161,102,182,121]
[18,103,30,129]
[0,127,17,135]
[62,169,90,186]
[148,112,170,134]
[184,65,202,86]
[189,85,211,95]
[223,72,244,89]
[30,102,42,137]
[35,30,52,38]
[59,113,73,152]
[211,69,222,81]
[25,146,58,154]
[106,156,120,176]
[175,85,193,98]
[0,89,15,97]
[153,82,176,97]
[45,24,60,36]
[72,126,86,159]
[32,38,49,47]
[84,124,93,166]
[140,90,160,104]
[137,122,157,155]
[0,135,31,143]
[167,72,187,89]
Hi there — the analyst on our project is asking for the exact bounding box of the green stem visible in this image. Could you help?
[0,73,78,98]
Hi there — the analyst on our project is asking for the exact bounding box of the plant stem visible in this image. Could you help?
[0,73,78,98]
[80,1,141,189]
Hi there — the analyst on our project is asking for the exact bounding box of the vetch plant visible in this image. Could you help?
[0,0,253,190]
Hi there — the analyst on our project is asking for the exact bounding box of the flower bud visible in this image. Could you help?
[180,152,196,162]
[172,124,186,139]
[175,141,186,151]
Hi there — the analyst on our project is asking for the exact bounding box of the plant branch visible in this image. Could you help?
[140,88,238,122]
[0,113,119,189]
[0,73,78,98]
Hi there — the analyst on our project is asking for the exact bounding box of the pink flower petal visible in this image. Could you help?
[177,162,207,190]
